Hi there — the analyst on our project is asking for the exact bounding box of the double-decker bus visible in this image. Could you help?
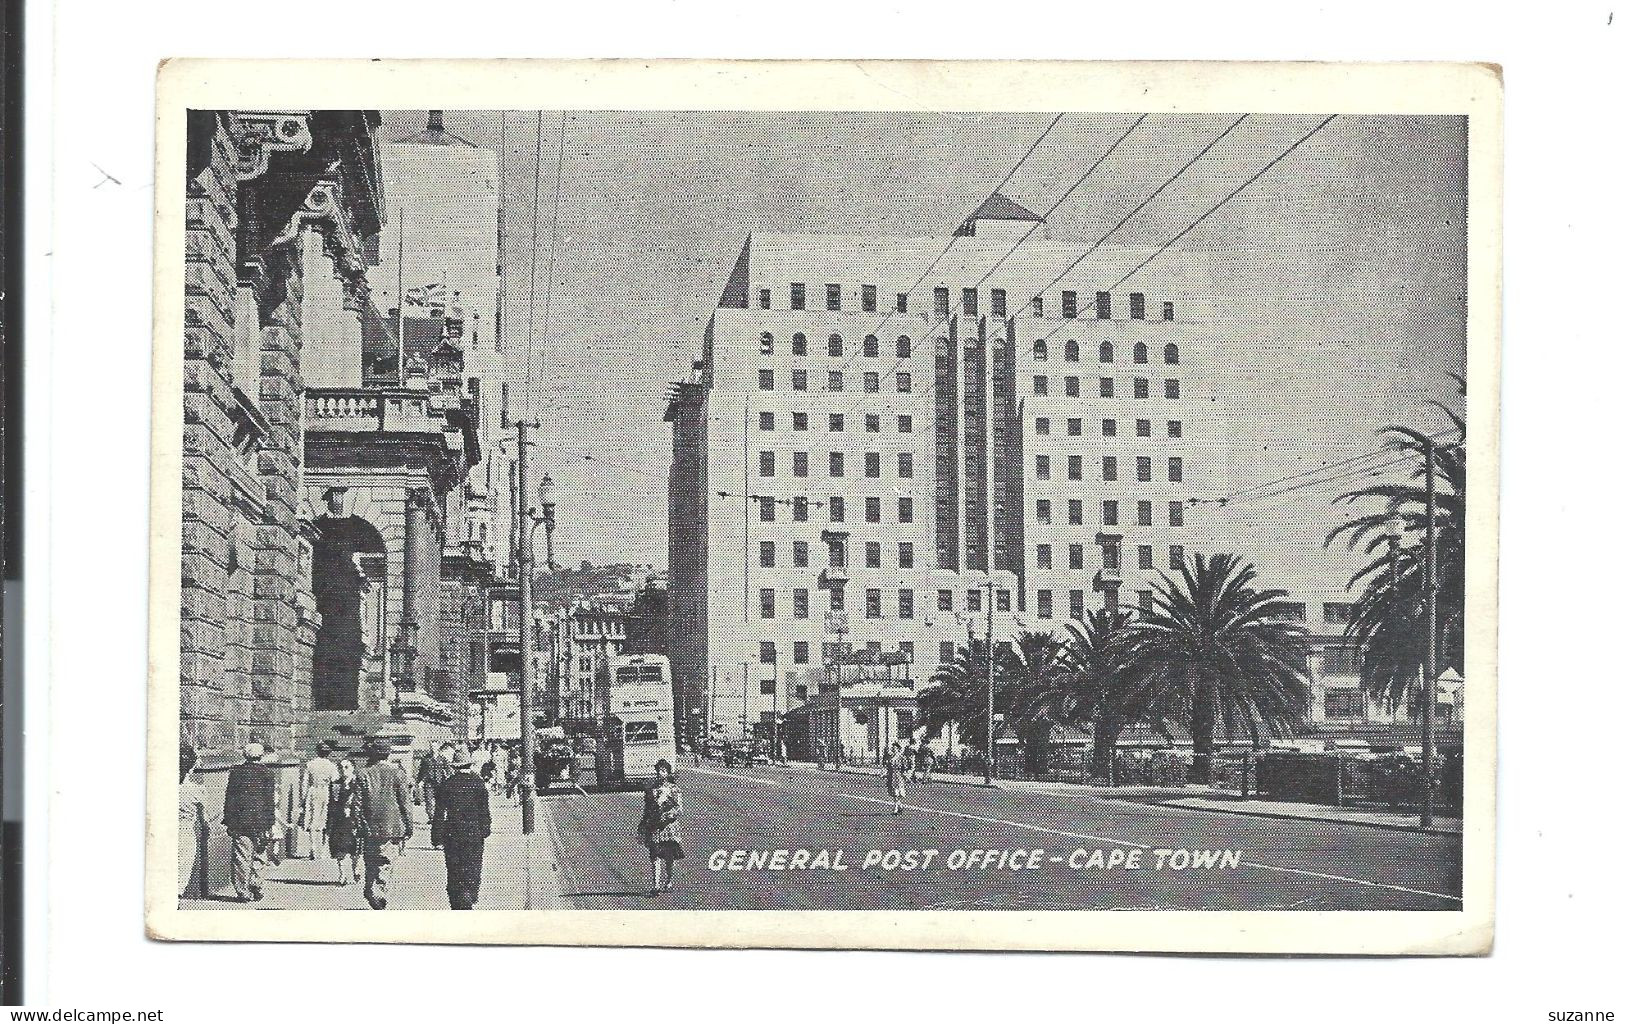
[597,654,676,785]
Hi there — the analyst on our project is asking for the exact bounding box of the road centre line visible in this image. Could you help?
[688,765,1463,904]
[685,764,783,785]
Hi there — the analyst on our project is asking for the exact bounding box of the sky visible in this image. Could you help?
[377,110,1467,591]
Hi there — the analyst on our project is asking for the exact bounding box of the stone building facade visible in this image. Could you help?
[181,109,489,763]
[182,110,385,756]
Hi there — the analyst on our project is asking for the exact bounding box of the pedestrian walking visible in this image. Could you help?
[432,746,492,910]
[222,741,280,902]
[638,758,684,896]
[178,742,214,899]
[903,737,920,783]
[271,758,301,863]
[480,757,498,796]
[301,741,340,860]
[416,742,455,836]
[355,738,414,910]
[916,740,935,784]
[885,740,908,814]
[814,738,827,771]
[327,758,364,885]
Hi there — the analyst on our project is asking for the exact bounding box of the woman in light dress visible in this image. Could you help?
[638,759,685,896]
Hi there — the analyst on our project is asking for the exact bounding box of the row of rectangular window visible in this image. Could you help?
[1033,339,1179,364]
[759,411,915,434]
[1035,454,1183,483]
[1035,587,1159,619]
[1270,602,1359,626]
[1035,376,1181,399]
[759,368,914,393]
[761,640,931,670]
[757,451,919,480]
[756,586,922,621]
[1035,498,1187,528]
[763,495,1190,528]
[763,588,1149,628]
[760,333,915,359]
[759,495,913,524]
[1033,542,1185,571]
[1036,417,1182,439]
[760,539,920,570]
[758,585,1020,622]
[762,284,1173,322]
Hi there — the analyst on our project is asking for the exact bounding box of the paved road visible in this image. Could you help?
[545,762,1462,911]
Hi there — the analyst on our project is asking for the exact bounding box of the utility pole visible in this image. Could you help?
[985,580,995,787]
[1422,436,1438,828]
[741,661,750,743]
[828,613,848,769]
[515,419,537,834]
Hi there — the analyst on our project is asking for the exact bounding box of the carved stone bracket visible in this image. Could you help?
[230,111,314,181]
[270,177,371,306]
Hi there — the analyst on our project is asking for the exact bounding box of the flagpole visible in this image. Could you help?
[396,204,406,384]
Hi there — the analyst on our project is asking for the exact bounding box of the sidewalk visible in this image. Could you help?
[181,797,566,911]
[775,760,1461,835]
[1158,795,1462,835]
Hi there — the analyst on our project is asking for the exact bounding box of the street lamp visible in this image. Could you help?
[536,472,558,571]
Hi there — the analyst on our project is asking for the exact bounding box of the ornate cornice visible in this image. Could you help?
[230,111,314,181]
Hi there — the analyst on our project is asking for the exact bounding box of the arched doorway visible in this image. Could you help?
[312,515,387,711]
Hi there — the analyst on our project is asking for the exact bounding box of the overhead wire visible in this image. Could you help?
[825,112,1069,381]
[821,112,1262,424]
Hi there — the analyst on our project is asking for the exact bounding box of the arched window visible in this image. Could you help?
[1064,339,1080,362]
[896,335,911,358]
[1033,339,1048,361]
[1164,343,1179,365]
[864,334,879,357]
[759,332,774,355]
[1133,342,1148,364]
[791,332,807,356]
[828,334,843,357]
[1098,341,1113,364]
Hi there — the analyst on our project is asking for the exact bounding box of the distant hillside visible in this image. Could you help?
[532,562,652,610]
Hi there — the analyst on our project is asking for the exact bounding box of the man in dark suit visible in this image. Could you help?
[432,745,493,910]
[222,741,279,902]
[357,737,414,910]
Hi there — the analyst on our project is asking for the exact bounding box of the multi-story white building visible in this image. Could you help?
[668,194,1223,752]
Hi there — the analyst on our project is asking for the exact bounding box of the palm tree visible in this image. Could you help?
[917,638,994,757]
[1325,393,1466,715]
[1123,553,1313,783]
[999,630,1072,778]
[1063,609,1177,782]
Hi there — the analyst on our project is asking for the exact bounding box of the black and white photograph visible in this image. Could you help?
[150,60,1498,951]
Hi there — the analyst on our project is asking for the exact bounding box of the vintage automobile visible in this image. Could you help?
[723,740,771,768]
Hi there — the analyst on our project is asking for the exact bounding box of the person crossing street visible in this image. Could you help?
[915,739,936,784]
[885,741,908,814]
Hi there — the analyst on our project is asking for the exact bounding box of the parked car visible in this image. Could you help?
[724,741,771,768]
